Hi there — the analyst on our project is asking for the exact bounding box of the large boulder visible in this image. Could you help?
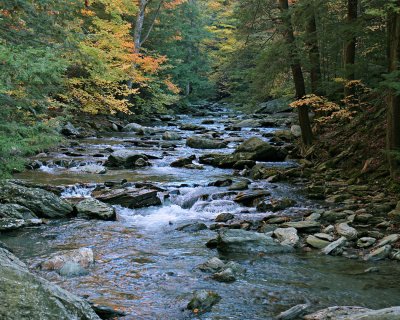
[75,198,116,220]
[0,248,100,320]
[234,137,287,162]
[255,97,292,114]
[186,136,227,149]
[0,204,37,219]
[94,188,161,209]
[216,229,293,254]
[0,181,73,219]
[61,122,80,137]
[104,150,150,169]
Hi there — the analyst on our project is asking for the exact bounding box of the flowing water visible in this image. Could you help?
[2,106,400,319]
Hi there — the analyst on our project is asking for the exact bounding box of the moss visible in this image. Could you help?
[0,122,62,178]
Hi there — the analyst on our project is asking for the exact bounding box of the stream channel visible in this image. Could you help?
[2,105,400,319]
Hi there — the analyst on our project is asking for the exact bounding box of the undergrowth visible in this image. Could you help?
[0,122,62,178]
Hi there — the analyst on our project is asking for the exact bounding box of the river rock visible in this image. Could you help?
[232,160,256,170]
[180,123,204,131]
[322,237,347,255]
[104,150,150,169]
[212,268,236,283]
[322,210,349,222]
[75,198,116,220]
[0,181,73,218]
[313,233,334,241]
[186,136,227,149]
[307,235,330,249]
[276,303,310,320]
[215,212,235,222]
[198,257,225,272]
[122,122,145,133]
[170,155,196,167]
[234,137,287,162]
[234,190,270,205]
[228,180,250,191]
[0,218,26,232]
[75,164,107,174]
[94,188,161,208]
[216,229,293,254]
[176,222,207,232]
[304,306,400,320]
[375,234,399,248]
[187,290,221,313]
[257,198,296,212]
[364,245,392,261]
[336,222,358,240]
[273,227,299,247]
[41,247,94,271]
[59,261,89,277]
[0,248,100,320]
[357,237,376,248]
[282,221,321,233]
[0,203,37,219]
[162,131,181,140]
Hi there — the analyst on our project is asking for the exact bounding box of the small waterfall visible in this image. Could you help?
[61,185,96,198]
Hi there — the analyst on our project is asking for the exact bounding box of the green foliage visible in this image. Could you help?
[0,122,62,178]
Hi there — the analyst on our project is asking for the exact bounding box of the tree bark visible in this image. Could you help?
[387,1,400,180]
[278,0,313,145]
[134,0,148,54]
[344,0,358,97]
[306,7,322,94]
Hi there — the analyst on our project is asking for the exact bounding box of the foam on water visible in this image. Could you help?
[61,185,95,198]
[39,165,61,173]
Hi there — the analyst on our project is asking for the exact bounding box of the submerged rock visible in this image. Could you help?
[176,222,207,232]
[187,290,221,313]
[75,198,116,220]
[0,181,73,219]
[59,261,89,277]
[0,248,100,320]
[41,247,94,271]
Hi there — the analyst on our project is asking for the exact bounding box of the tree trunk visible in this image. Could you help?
[306,8,322,94]
[278,0,313,145]
[134,0,148,54]
[344,0,358,97]
[387,1,400,180]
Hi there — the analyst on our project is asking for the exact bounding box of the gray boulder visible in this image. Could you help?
[255,98,292,114]
[0,248,100,320]
[104,150,150,169]
[61,122,80,136]
[41,247,94,271]
[94,188,161,209]
[234,137,287,162]
[75,198,116,220]
[216,229,293,254]
[186,136,227,149]
[0,204,37,219]
[0,181,73,218]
